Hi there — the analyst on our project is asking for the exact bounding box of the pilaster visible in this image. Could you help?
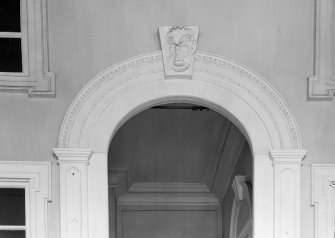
[311,165,335,238]
[271,150,306,238]
[53,148,92,238]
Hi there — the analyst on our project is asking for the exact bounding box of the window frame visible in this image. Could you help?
[0,0,29,77]
[0,161,51,238]
[0,0,55,96]
[0,182,29,237]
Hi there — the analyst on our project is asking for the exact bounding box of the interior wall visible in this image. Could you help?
[0,0,333,237]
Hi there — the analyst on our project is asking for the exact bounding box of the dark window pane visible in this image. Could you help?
[0,188,25,225]
[0,38,22,72]
[0,230,25,238]
[0,0,21,32]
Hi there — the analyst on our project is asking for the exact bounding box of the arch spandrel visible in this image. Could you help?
[58,51,302,154]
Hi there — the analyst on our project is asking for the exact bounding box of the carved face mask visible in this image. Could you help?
[166,27,196,72]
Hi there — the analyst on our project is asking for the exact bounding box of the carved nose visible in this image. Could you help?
[174,55,185,66]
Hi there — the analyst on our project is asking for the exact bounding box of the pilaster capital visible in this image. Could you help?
[270,150,307,164]
[53,148,92,164]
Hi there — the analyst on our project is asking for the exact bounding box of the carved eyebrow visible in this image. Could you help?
[179,34,193,41]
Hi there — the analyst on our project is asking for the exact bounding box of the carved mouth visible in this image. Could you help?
[170,63,191,72]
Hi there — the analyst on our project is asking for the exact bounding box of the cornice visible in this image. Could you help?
[53,148,92,162]
[270,150,307,163]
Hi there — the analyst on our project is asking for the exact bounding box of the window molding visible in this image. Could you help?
[307,0,335,101]
[0,161,52,238]
[0,0,55,97]
[311,164,335,238]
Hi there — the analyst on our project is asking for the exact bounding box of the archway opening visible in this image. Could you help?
[107,103,253,238]
[54,51,305,238]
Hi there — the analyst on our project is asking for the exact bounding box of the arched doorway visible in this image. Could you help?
[107,103,253,238]
[53,51,306,238]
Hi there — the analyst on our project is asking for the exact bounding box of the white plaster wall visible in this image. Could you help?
[0,0,333,237]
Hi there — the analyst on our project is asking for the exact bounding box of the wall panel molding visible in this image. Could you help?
[129,183,210,193]
[117,193,221,238]
[307,0,335,101]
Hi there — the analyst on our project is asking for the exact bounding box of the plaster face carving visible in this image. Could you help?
[329,181,335,189]
[159,26,199,77]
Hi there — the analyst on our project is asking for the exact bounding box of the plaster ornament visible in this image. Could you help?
[159,26,199,77]
[329,181,335,189]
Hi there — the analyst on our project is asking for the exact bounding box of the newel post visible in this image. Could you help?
[271,150,306,238]
[53,148,92,238]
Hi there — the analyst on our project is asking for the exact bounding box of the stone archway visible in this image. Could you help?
[53,51,306,238]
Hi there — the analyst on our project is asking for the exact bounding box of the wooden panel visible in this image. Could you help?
[121,210,219,238]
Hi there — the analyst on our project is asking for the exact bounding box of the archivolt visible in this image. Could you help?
[58,51,302,152]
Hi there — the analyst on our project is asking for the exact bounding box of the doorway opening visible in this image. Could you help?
[107,103,253,238]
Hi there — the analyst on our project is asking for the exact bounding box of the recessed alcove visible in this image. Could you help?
[108,103,253,238]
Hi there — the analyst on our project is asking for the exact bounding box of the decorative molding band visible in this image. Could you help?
[270,150,307,164]
[58,51,303,151]
[118,193,220,206]
[53,148,92,163]
[128,183,210,193]
[307,0,335,101]
[194,53,302,150]
[311,164,335,238]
